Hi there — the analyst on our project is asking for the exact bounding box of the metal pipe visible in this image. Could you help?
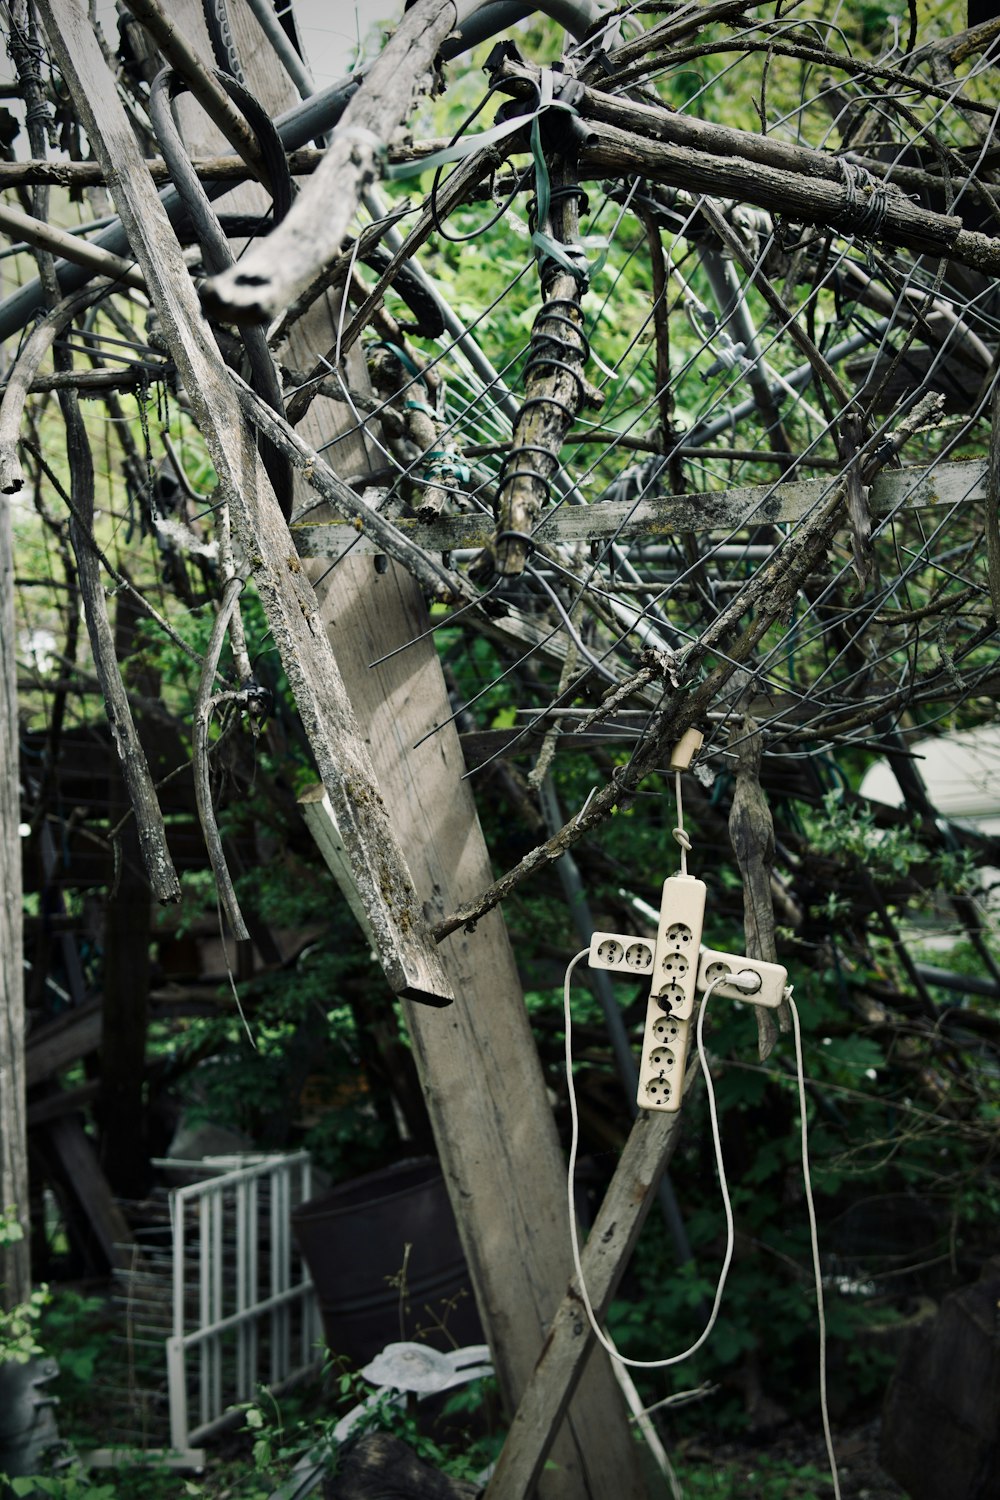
[915,962,1000,999]
[244,0,315,99]
[685,325,890,448]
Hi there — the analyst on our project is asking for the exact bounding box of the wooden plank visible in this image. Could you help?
[298,784,379,943]
[313,562,649,1499]
[295,458,988,558]
[1,454,29,1307]
[25,999,102,1087]
[486,1102,688,1500]
[41,1113,132,1270]
[36,0,453,1009]
[26,1081,100,1128]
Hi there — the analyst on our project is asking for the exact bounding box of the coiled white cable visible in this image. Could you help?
[564,951,733,1369]
[563,954,842,1500]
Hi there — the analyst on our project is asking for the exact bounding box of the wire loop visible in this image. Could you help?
[835,158,891,239]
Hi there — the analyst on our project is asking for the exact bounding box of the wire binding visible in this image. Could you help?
[835,158,891,239]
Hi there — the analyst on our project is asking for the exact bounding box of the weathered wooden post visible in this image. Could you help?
[32,1,648,1492]
[186,7,648,1491]
[0,460,29,1308]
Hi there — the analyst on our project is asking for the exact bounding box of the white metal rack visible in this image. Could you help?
[164,1153,320,1459]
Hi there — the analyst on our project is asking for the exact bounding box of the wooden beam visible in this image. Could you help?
[486,1099,689,1499]
[298,784,379,944]
[0,142,449,190]
[575,121,1000,278]
[191,4,649,1492]
[26,1082,100,1128]
[294,458,988,558]
[1,465,29,1307]
[25,1000,102,1088]
[39,1114,133,1270]
[0,199,146,290]
[201,0,468,320]
[499,56,998,219]
[36,0,453,1009]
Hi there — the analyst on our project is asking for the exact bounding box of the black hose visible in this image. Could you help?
[148,68,293,518]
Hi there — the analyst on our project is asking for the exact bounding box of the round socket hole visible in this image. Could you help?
[645,1077,672,1103]
[704,961,732,985]
[625,942,653,971]
[656,984,685,1012]
[666,923,693,946]
[661,952,689,980]
[649,1046,675,1070]
[597,938,624,965]
[653,1016,680,1044]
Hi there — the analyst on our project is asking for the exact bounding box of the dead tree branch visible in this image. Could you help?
[201,0,468,321]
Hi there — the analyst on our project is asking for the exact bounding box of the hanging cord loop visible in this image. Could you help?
[673,769,693,875]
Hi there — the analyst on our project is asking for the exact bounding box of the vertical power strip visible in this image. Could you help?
[589,874,706,1113]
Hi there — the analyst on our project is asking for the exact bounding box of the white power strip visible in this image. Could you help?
[697,949,788,1007]
[588,878,790,1112]
[589,874,706,1113]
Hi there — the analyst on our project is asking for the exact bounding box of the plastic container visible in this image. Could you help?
[291,1157,483,1367]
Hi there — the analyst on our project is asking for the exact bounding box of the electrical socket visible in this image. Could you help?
[696,948,788,1008]
[651,1014,682,1045]
[589,931,654,973]
[587,878,706,1114]
[636,875,707,1115]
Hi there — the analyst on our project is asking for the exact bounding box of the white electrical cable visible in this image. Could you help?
[563,952,843,1500]
[564,952,733,1368]
[673,769,691,876]
[789,992,842,1500]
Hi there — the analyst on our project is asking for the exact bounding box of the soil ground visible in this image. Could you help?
[675,1419,908,1497]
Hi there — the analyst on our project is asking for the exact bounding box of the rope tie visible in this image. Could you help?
[835,159,891,239]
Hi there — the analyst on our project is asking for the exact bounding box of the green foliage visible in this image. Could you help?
[0,1209,48,1366]
[6,1473,117,1500]
[36,1290,113,1415]
[809,789,924,882]
[675,1452,833,1497]
[238,1368,501,1490]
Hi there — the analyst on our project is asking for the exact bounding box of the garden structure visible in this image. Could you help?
[2,2,1000,1496]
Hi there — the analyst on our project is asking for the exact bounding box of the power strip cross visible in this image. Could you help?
[589,875,787,1113]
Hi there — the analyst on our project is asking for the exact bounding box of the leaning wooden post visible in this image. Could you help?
[153,3,649,1494]
[0,476,29,1307]
[485,1085,691,1498]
